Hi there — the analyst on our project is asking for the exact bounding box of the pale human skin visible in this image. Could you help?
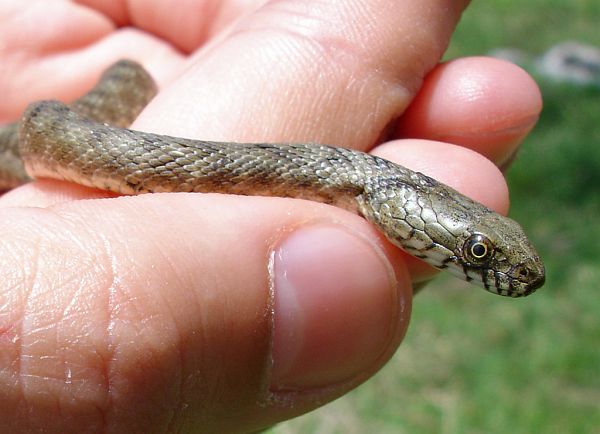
[0,0,542,433]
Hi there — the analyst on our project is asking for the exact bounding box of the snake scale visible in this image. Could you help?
[0,60,545,297]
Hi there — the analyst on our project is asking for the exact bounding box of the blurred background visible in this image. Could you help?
[271,1,600,433]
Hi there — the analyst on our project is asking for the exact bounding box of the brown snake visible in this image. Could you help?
[0,60,545,297]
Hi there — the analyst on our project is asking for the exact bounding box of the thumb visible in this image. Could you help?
[0,192,409,433]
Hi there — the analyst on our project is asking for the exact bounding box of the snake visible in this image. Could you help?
[0,60,545,297]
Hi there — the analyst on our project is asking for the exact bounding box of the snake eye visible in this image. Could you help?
[463,234,494,265]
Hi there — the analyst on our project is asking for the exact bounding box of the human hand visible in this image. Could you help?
[0,1,541,433]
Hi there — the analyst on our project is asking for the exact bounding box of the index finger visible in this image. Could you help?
[135,0,471,150]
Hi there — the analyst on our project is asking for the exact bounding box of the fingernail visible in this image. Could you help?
[270,224,398,391]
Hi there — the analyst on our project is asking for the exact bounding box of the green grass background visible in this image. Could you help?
[271,1,600,433]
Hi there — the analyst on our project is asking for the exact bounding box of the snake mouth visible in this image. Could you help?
[475,264,544,297]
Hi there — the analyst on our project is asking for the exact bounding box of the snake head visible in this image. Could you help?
[360,173,546,297]
[443,213,546,297]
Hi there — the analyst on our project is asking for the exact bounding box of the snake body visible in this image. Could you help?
[0,60,157,189]
[1,61,545,297]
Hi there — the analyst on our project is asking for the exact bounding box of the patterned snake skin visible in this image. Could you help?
[1,61,545,297]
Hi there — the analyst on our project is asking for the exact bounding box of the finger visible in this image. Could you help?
[396,56,542,167]
[0,0,183,121]
[135,0,471,150]
[0,0,276,121]
[0,193,410,432]
[75,0,269,53]
[0,180,117,208]
[377,140,509,213]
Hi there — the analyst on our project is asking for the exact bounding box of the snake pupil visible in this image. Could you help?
[463,234,494,265]
[471,243,487,258]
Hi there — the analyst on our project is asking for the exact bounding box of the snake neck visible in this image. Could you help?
[355,170,463,264]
